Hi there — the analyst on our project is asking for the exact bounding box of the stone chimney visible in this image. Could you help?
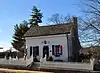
[73,17,78,37]
[73,17,77,26]
[71,17,81,62]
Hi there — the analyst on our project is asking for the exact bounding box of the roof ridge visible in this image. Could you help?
[36,22,73,27]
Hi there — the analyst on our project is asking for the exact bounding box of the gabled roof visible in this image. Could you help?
[24,23,73,37]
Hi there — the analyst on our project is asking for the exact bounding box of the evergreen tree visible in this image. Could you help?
[11,20,29,52]
[11,6,43,52]
[29,6,43,26]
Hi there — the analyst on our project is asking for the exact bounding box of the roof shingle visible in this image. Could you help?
[24,23,73,37]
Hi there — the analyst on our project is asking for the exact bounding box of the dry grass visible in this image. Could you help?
[0,68,52,73]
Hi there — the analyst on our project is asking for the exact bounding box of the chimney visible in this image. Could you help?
[73,17,78,36]
[73,17,77,28]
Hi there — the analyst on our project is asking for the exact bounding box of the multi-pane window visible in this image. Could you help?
[33,46,39,57]
[52,45,63,57]
[30,46,39,57]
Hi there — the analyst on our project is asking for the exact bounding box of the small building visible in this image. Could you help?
[24,17,81,62]
[0,47,3,49]
[0,48,24,59]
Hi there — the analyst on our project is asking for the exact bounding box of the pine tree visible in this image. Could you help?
[29,6,43,26]
[11,6,43,52]
[11,20,29,52]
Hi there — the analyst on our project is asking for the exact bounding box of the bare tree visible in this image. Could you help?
[79,0,100,46]
[48,13,73,24]
[78,17,100,46]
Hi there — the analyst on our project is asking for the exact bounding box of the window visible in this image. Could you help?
[52,45,63,57]
[30,46,32,56]
[33,46,39,57]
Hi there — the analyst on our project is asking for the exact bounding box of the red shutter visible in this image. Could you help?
[60,45,62,55]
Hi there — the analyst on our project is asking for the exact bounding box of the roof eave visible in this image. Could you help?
[24,32,70,37]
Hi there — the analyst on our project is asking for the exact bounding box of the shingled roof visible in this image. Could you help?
[24,23,73,37]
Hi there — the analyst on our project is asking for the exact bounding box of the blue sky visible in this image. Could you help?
[0,0,82,50]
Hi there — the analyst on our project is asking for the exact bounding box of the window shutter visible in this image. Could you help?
[60,45,63,55]
[52,45,54,55]
[30,46,32,56]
